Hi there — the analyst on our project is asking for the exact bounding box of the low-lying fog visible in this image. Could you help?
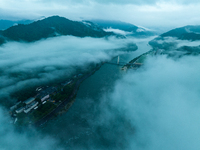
[103,55,200,150]
[1,35,200,149]
[155,37,200,49]
[0,35,133,105]
[71,54,200,150]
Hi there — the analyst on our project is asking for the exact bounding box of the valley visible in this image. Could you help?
[1,9,200,149]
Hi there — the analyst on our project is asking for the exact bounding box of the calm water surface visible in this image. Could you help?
[39,40,151,149]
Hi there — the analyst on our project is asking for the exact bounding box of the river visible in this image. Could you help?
[39,38,152,149]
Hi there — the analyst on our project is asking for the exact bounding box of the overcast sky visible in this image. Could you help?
[0,0,200,30]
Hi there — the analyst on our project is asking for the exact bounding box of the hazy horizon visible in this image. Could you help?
[0,0,200,30]
[1,0,200,149]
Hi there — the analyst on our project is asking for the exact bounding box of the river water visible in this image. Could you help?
[39,39,152,149]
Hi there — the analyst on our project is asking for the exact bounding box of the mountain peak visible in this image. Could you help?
[0,16,115,44]
[161,25,200,40]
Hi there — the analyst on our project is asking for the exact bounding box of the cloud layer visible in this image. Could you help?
[0,36,131,104]
[1,35,200,149]
[0,0,200,29]
[103,55,200,149]
[0,108,64,150]
[45,53,200,150]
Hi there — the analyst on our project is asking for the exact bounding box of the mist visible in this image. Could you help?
[39,52,200,150]
[0,107,65,150]
[96,55,200,149]
[0,35,132,104]
[1,34,200,149]
[0,35,135,149]
[150,37,200,52]
[104,28,133,36]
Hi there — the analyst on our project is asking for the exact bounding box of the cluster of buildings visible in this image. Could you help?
[10,86,57,116]
[14,97,38,114]
[36,86,57,103]
[9,77,76,124]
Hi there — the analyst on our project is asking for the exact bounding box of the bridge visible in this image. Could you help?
[105,56,125,66]
[105,56,142,67]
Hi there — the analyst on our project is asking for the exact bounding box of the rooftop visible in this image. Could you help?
[24,97,35,105]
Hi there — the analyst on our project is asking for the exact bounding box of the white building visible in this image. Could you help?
[15,107,24,114]
[10,101,21,111]
[24,101,38,113]
[41,95,50,102]
[24,97,35,105]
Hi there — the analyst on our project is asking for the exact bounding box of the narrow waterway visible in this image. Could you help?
[39,39,152,149]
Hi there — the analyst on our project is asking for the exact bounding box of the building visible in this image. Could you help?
[42,101,47,104]
[24,101,38,113]
[10,101,21,111]
[24,97,35,105]
[15,107,24,114]
[61,80,72,86]
[36,86,57,99]
[121,66,127,71]
[41,95,50,102]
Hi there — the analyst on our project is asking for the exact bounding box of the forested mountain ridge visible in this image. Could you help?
[0,16,116,45]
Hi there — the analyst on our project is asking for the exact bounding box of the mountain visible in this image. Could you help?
[149,25,200,50]
[160,25,200,41]
[177,45,200,53]
[0,20,33,30]
[89,20,138,32]
[148,25,200,57]
[0,16,116,45]
[88,19,156,37]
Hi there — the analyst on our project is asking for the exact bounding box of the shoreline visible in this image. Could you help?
[34,63,103,127]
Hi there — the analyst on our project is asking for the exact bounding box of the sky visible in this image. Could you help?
[0,0,200,30]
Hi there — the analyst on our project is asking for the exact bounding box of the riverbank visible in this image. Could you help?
[34,63,103,127]
[38,39,152,148]
[121,50,154,70]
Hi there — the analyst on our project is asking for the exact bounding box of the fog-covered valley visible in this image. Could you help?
[0,35,138,106]
[1,0,200,149]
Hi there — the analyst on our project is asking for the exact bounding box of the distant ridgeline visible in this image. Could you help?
[0,19,33,30]
[123,25,200,70]
[0,16,116,45]
[88,19,156,37]
[161,25,200,41]
[149,25,200,49]
[0,16,157,45]
[149,25,200,54]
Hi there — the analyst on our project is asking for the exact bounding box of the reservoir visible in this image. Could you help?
[39,38,152,149]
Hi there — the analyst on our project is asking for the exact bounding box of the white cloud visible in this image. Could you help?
[104,28,133,36]
[0,0,200,29]
[101,55,200,149]
[0,35,132,101]
[0,107,64,150]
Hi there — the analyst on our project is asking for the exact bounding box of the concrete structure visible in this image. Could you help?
[24,101,38,113]
[36,87,42,92]
[41,95,49,102]
[42,101,47,104]
[61,80,72,86]
[15,107,24,113]
[121,66,127,71]
[10,101,21,111]
[34,106,38,110]
[117,56,120,65]
[14,118,18,124]
[24,97,35,105]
